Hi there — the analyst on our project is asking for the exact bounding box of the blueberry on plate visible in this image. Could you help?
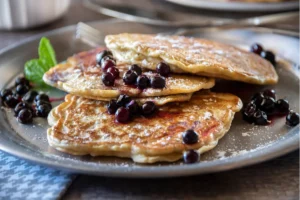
[129,64,142,76]
[15,76,29,86]
[243,102,257,123]
[115,107,130,123]
[0,89,12,100]
[253,110,270,125]
[22,90,38,103]
[4,95,19,108]
[260,51,276,66]
[183,150,200,164]
[14,102,31,116]
[263,89,276,100]
[182,129,199,144]
[275,99,289,115]
[36,104,52,118]
[35,94,50,102]
[17,108,33,124]
[16,84,30,95]
[286,111,299,127]
[250,43,263,55]
[260,96,275,113]
[251,92,264,107]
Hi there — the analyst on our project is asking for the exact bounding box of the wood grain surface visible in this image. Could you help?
[0,1,298,200]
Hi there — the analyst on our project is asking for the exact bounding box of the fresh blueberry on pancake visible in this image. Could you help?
[250,43,263,55]
[156,62,170,77]
[183,150,199,164]
[150,75,165,89]
[141,101,157,116]
[115,107,130,123]
[136,75,150,89]
[286,111,299,127]
[101,72,115,86]
[96,50,113,65]
[107,100,119,114]
[182,129,199,144]
[16,84,30,95]
[116,94,131,107]
[123,70,138,85]
[101,59,116,72]
[107,67,119,78]
[129,64,142,76]
[260,51,276,66]
[17,108,33,124]
[275,99,289,115]
[126,100,140,116]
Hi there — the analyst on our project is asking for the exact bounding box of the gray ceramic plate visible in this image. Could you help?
[0,20,299,177]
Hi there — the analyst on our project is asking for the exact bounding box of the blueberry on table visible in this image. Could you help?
[17,108,33,124]
[183,150,200,164]
[150,75,166,89]
[116,95,131,107]
[115,107,130,123]
[126,100,140,116]
[15,76,29,86]
[129,64,142,76]
[16,84,30,95]
[250,43,263,55]
[107,67,119,79]
[101,72,115,86]
[96,50,113,65]
[275,99,289,115]
[22,90,38,103]
[156,62,170,77]
[182,129,199,144]
[107,100,119,114]
[35,94,50,102]
[141,101,157,116]
[286,111,299,127]
[136,75,150,89]
[260,51,276,66]
[123,70,138,85]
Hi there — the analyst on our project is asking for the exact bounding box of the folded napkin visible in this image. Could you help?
[0,151,75,200]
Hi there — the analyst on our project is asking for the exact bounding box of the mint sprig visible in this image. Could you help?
[24,37,57,86]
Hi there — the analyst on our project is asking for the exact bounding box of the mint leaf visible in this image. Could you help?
[24,59,48,85]
[38,37,57,68]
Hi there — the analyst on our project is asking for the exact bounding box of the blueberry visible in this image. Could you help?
[156,62,170,77]
[150,75,166,89]
[183,150,200,164]
[4,95,19,108]
[36,100,52,108]
[126,100,140,116]
[260,51,276,66]
[101,59,116,72]
[35,94,50,102]
[96,50,113,65]
[15,76,29,86]
[129,64,142,76]
[250,43,263,55]
[14,102,30,116]
[17,108,33,124]
[141,101,157,116]
[22,90,38,103]
[116,95,131,107]
[260,96,275,113]
[243,102,257,123]
[101,72,115,86]
[182,129,199,144]
[115,107,130,123]
[107,100,119,114]
[136,75,150,89]
[16,84,30,95]
[251,92,264,107]
[37,104,52,118]
[100,55,116,66]
[0,89,12,99]
[123,70,138,85]
[263,89,276,100]
[275,99,289,115]
[107,67,119,79]
[253,110,270,125]
[286,111,299,127]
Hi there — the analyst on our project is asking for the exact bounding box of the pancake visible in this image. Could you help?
[105,33,278,85]
[87,93,193,106]
[43,48,215,99]
[47,91,242,163]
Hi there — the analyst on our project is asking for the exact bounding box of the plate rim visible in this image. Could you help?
[0,19,299,178]
[165,0,299,12]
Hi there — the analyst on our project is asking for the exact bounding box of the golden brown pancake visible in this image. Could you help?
[105,33,278,85]
[47,91,242,163]
[43,48,215,99]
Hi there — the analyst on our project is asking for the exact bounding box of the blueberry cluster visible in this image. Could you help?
[1,76,52,124]
[182,129,200,164]
[243,89,299,126]
[96,50,170,89]
[107,94,157,123]
[250,43,276,66]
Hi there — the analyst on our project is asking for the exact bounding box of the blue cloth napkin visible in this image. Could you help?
[0,151,75,200]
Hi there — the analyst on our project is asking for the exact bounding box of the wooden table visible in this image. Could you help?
[0,1,298,199]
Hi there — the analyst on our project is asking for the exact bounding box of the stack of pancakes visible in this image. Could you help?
[43,34,278,163]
